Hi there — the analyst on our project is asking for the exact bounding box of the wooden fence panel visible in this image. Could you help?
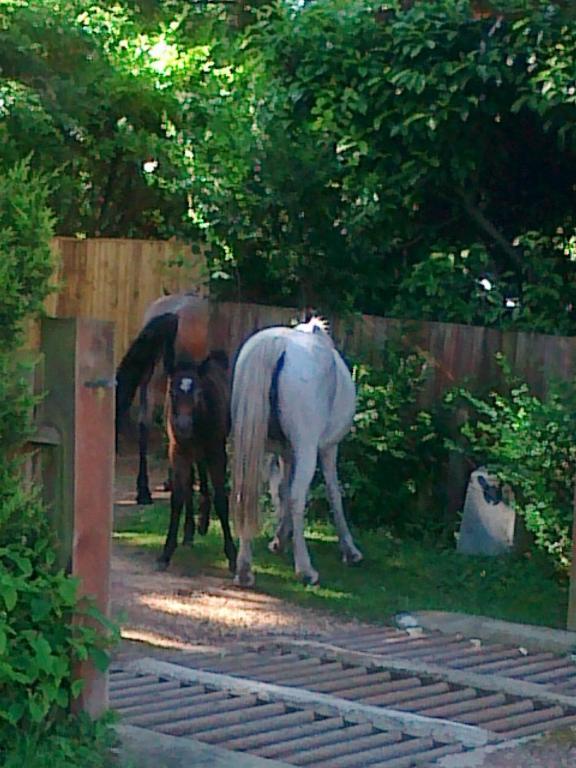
[30,242,576,403]
[210,303,576,402]
[37,237,207,360]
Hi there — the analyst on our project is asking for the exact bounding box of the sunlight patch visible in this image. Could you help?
[113,532,164,547]
[121,627,222,654]
[305,529,338,543]
[137,591,306,631]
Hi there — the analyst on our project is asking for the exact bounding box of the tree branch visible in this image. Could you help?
[459,189,523,272]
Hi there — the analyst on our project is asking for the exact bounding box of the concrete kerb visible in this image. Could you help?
[118,724,292,768]
[128,656,491,748]
[433,736,543,768]
[414,611,576,656]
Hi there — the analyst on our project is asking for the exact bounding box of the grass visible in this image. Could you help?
[114,502,569,630]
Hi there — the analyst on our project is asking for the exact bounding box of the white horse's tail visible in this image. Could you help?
[231,333,288,538]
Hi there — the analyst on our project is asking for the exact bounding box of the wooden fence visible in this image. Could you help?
[210,302,576,404]
[30,239,576,403]
[27,236,207,357]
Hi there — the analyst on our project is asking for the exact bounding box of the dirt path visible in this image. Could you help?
[112,453,364,655]
[111,540,365,653]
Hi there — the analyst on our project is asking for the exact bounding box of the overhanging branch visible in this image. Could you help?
[459,189,523,272]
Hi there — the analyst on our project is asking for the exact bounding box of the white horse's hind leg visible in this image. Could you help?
[234,537,255,587]
[268,453,293,554]
[290,448,319,585]
[320,445,363,565]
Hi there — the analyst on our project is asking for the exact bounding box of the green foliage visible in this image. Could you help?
[0,160,54,345]
[501,226,576,334]
[0,0,203,238]
[446,357,576,569]
[192,0,576,326]
[392,227,576,333]
[1,712,117,768]
[310,345,449,536]
[391,242,509,326]
[0,532,117,734]
[0,158,117,764]
[2,0,576,332]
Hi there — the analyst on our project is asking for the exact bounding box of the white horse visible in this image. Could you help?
[230,317,363,586]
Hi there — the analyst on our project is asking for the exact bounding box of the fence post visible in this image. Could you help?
[41,317,115,716]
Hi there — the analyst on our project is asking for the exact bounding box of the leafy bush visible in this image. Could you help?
[390,242,509,327]
[0,528,116,734]
[392,226,576,334]
[2,713,117,768]
[0,161,55,345]
[446,357,576,570]
[0,158,117,764]
[310,345,449,537]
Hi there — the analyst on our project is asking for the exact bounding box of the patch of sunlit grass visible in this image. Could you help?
[113,531,165,548]
[304,524,338,543]
[114,500,568,629]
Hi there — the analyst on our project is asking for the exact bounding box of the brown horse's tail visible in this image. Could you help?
[231,333,287,538]
[115,312,178,433]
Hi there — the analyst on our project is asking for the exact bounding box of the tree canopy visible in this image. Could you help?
[1,0,575,332]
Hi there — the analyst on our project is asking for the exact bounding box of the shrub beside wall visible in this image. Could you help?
[322,347,575,574]
[0,161,116,768]
[447,358,576,571]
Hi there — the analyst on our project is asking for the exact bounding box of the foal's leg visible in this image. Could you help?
[207,449,237,573]
[268,453,294,554]
[290,448,320,585]
[162,388,172,492]
[157,455,190,570]
[197,462,211,536]
[182,463,196,546]
[136,379,154,505]
[320,445,363,565]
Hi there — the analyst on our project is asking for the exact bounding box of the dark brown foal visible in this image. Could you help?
[157,356,237,572]
[116,304,236,574]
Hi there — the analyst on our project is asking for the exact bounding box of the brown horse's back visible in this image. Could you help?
[176,301,210,362]
[143,292,210,363]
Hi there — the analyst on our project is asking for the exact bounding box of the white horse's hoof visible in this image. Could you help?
[342,547,363,565]
[234,569,255,588]
[268,537,283,554]
[298,569,319,586]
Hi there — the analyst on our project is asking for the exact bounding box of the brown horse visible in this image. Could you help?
[119,292,211,505]
[116,294,237,572]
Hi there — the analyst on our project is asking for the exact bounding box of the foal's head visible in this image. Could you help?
[168,364,204,442]
[167,351,229,443]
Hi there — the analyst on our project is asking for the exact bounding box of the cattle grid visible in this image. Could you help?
[111,625,576,767]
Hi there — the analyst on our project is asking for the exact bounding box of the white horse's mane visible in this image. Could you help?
[295,315,330,335]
